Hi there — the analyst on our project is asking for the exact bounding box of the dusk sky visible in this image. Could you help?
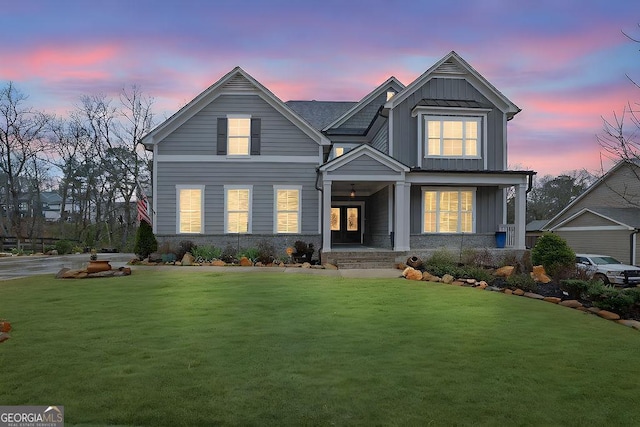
[1,0,638,178]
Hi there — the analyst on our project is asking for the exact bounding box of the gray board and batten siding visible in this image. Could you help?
[391,78,505,171]
[408,185,503,235]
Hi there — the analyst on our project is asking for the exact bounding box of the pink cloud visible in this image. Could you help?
[1,44,121,82]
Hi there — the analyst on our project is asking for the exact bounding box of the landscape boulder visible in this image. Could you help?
[531,265,552,284]
[181,252,195,266]
[495,266,515,277]
[239,256,253,266]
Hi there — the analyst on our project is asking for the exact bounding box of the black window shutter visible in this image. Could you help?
[250,118,261,155]
[217,118,227,155]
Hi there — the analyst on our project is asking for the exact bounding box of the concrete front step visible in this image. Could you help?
[324,251,400,269]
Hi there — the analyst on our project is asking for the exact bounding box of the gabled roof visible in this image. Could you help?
[285,101,356,130]
[141,67,331,148]
[319,144,409,173]
[385,51,520,119]
[543,159,640,230]
[322,77,405,132]
[548,207,640,231]
[526,219,549,232]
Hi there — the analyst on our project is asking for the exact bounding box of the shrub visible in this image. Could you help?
[176,240,195,261]
[238,247,260,261]
[458,266,494,283]
[255,240,277,264]
[506,273,537,292]
[560,279,591,300]
[54,239,74,255]
[461,248,495,268]
[192,245,222,262]
[427,248,457,266]
[593,288,635,316]
[134,221,158,260]
[293,241,308,254]
[220,244,238,264]
[531,233,575,277]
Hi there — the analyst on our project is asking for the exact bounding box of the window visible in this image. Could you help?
[225,186,251,233]
[425,117,480,158]
[177,187,203,233]
[228,117,250,155]
[274,186,301,233]
[422,188,474,233]
[335,147,345,157]
[386,90,396,101]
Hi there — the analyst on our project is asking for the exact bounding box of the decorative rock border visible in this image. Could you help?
[0,320,11,343]
[401,266,640,331]
[131,255,336,270]
[56,265,132,279]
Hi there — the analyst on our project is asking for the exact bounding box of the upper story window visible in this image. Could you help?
[425,116,480,158]
[330,144,358,160]
[228,116,251,156]
[217,116,261,156]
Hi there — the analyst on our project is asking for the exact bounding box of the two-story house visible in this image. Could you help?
[141,51,535,264]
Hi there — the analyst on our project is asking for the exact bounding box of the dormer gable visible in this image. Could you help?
[385,51,520,120]
[323,77,405,135]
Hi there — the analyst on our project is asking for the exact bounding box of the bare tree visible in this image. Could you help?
[0,82,50,243]
[596,24,640,206]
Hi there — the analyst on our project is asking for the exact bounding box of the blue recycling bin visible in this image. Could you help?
[495,231,507,248]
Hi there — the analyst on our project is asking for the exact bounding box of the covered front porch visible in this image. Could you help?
[318,145,532,255]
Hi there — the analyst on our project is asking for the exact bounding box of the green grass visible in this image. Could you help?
[2,270,640,426]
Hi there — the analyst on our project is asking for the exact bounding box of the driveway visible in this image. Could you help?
[0,253,135,281]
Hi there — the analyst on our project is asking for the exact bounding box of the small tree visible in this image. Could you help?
[531,233,575,277]
[134,221,157,260]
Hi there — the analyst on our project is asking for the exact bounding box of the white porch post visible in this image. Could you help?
[322,180,332,252]
[514,183,526,250]
[394,181,411,251]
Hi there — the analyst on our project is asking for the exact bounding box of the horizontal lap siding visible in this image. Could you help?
[392,78,504,171]
[155,162,319,235]
[557,230,633,265]
[562,211,616,227]
[158,94,318,157]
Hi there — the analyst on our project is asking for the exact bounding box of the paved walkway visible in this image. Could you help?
[0,253,402,281]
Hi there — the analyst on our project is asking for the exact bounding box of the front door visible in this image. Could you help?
[331,206,361,244]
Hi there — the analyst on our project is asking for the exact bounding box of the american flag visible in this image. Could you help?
[137,182,152,225]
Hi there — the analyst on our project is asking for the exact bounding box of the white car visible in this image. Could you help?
[575,254,640,286]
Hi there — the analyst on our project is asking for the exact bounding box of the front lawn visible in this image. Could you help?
[1,270,640,425]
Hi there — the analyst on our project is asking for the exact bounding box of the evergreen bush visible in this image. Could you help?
[134,221,158,260]
[531,233,575,277]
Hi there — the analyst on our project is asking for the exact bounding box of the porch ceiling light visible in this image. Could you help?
[350,184,356,198]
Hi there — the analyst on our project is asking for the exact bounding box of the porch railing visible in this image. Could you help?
[499,224,516,248]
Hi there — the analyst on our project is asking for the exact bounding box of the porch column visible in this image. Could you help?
[514,183,526,249]
[322,180,332,252]
[394,181,411,251]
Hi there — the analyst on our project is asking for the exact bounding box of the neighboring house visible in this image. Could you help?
[141,51,535,262]
[525,219,549,249]
[544,160,640,265]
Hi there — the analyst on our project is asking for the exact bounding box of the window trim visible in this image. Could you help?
[273,185,302,234]
[176,185,205,234]
[414,108,489,165]
[421,187,476,234]
[226,114,251,157]
[224,185,253,234]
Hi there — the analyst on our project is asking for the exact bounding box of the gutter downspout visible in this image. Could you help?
[631,229,639,266]
[315,167,323,261]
